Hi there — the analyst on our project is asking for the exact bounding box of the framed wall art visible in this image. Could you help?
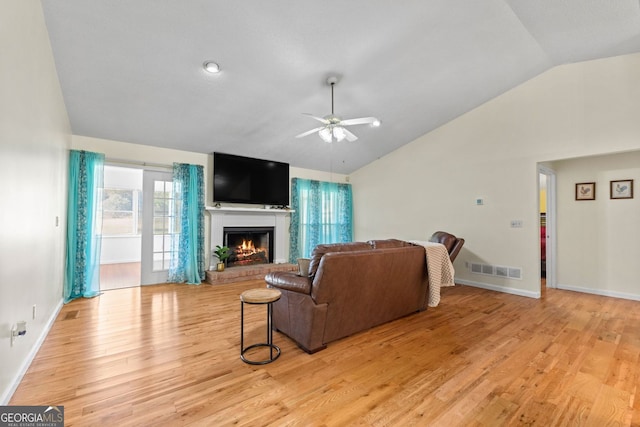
[610,179,633,199]
[575,182,595,201]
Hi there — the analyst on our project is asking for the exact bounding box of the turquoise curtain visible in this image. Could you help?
[64,150,104,303]
[168,163,205,284]
[289,178,354,262]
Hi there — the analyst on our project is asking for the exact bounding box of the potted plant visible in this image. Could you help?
[213,245,230,272]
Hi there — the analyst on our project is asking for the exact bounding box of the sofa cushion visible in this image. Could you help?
[367,239,416,249]
[308,242,372,278]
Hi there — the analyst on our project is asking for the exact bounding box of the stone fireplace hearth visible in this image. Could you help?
[204,262,297,285]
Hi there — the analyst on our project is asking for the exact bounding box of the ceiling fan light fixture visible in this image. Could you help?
[203,61,220,73]
[319,127,332,143]
[296,75,375,143]
[333,126,346,142]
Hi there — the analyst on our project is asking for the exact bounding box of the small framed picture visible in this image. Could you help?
[610,179,634,199]
[575,182,596,201]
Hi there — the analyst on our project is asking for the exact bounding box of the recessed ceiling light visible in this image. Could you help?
[203,61,220,73]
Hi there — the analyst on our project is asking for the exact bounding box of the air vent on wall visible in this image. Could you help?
[508,268,522,279]
[469,263,522,280]
[482,264,494,275]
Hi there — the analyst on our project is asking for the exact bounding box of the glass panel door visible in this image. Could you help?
[141,170,174,285]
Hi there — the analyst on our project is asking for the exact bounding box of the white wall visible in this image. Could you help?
[0,1,71,404]
[554,151,640,300]
[351,53,640,299]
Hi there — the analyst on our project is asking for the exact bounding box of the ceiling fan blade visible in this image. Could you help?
[295,126,325,138]
[302,113,329,124]
[343,128,358,142]
[340,117,378,126]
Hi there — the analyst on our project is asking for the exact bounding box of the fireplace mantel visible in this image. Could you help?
[205,206,292,268]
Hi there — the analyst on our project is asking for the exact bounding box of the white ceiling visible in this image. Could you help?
[41,0,640,174]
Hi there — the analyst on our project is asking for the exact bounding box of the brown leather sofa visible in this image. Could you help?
[265,239,429,353]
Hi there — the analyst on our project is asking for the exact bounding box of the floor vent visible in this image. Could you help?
[469,263,522,280]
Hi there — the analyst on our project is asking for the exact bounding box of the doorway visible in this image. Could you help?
[100,165,143,290]
[538,166,556,290]
[100,165,173,289]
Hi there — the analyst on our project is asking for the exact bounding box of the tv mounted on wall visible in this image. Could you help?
[213,152,290,206]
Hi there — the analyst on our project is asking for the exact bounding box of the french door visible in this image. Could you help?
[141,170,175,285]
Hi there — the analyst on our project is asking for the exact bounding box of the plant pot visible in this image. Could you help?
[216,262,225,272]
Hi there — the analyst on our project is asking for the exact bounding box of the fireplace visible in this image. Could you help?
[224,226,274,268]
[206,206,291,268]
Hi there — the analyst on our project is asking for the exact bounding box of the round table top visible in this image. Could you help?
[240,288,281,304]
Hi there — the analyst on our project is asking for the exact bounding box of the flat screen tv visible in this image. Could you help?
[213,152,289,206]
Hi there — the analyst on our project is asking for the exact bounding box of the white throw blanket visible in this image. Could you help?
[410,240,455,307]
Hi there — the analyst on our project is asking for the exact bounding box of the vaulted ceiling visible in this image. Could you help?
[41,1,640,174]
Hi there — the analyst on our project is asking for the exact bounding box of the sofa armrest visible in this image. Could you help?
[265,271,312,294]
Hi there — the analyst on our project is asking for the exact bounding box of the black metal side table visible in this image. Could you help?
[240,288,282,365]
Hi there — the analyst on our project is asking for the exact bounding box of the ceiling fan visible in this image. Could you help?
[295,76,380,143]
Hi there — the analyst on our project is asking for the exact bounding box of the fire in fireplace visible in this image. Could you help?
[224,227,274,268]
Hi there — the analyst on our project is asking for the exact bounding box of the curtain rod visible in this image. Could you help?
[105,157,173,170]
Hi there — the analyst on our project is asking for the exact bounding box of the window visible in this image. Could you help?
[289,178,353,261]
[102,188,142,235]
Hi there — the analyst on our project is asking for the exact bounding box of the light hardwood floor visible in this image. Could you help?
[10,281,640,426]
[99,262,141,290]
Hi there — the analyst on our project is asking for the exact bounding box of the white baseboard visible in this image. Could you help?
[100,259,140,265]
[455,278,541,299]
[556,283,640,301]
[0,298,63,405]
